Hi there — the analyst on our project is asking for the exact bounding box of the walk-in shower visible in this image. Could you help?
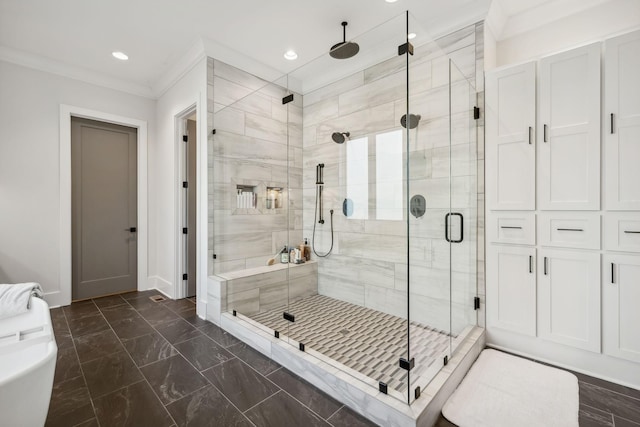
[209,10,482,413]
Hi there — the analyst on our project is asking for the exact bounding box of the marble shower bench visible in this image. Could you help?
[206,261,317,325]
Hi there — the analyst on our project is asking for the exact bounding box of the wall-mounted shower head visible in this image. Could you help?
[401,114,421,129]
[332,131,350,144]
[330,22,360,59]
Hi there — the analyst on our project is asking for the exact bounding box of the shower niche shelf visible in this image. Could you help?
[230,180,286,215]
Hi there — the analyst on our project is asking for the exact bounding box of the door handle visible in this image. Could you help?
[528,126,532,145]
[611,263,615,284]
[501,226,522,229]
[445,212,464,243]
[611,113,615,134]
[529,256,533,274]
[557,228,583,232]
[127,227,137,233]
[543,124,548,142]
[544,257,548,275]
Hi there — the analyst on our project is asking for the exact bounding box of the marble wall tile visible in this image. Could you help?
[227,269,288,294]
[213,232,272,262]
[214,131,287,167]
[304,96,339,127]
[318,275,365,306]
[319,254,395,289]
[214,76,254,109]
[213,104,245,135]
[303,71,364,107]
[213,259,247,275]
[227,288,260,315]
[245,113,288,145]
[289,273,319,301]
[233,91,274,120]
[364,285,408,318]
[258,282,288,312]
[338,70,405,116]
[338,232,405,263]
[212,210,287,236]
[214,59,270,93]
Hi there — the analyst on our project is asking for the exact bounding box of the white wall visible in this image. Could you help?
[495,0,640,67]
[152,57,207,300]
[0,60,156,307]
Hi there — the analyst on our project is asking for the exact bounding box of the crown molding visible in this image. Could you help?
[0,45,156,99]
[498,0,611,40]
[151,38,207,98]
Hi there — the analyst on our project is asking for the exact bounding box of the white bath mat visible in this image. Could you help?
[442,349,578,427]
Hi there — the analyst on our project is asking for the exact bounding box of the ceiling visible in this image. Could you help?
[0,0,593,98]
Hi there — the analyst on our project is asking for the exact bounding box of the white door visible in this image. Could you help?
[486,62,536,211]
[486,245,536,336]
[603,254,640,363]
[538,43,601,211]
[605,30,640,210]
[538,249,600,352]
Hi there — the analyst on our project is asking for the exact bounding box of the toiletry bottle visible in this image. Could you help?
[303,238,311,261]
[281,246,289,263]
[289,249,295,263]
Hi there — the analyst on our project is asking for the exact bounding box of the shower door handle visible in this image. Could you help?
[445,212,463,243]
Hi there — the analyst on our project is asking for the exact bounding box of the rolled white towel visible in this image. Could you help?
[0,282,44,320]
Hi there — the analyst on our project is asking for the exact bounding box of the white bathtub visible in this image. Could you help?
[0,297,57,427]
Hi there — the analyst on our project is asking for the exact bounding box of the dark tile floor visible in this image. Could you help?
[46,291,377,427]
[47,291,640,427]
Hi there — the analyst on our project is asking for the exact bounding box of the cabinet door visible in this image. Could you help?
[603,254,640,363]
[605,30,640,210]
[538,43,601,210]
[486,62,536,211]
[487,245,536,336]
[538,249,600,352]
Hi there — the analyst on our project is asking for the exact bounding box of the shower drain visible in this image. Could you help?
[340,329,350,335]
[149,295,166,302]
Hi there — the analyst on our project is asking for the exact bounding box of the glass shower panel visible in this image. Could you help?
[448,60,478,355]
[284,12,410,402]
[210,63,293,340]
[407,12,465,403]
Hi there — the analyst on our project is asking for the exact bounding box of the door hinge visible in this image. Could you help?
[283,312,295,322]
[282,94,294,105]
[182,227,188,234]
[182,273,188,280]
[398,42,414,56]
[415,386,421,400]
[299,342,305,352]
[182,135,188,142]
[182,181,188,188]
[474,296,480,310]
[211,129,216,135]
[274,330,280,338]
[473,106,480,120]
[212,254,217,259]
[399,357,415,371]
[444,355,449,366]
[379,382,388,394]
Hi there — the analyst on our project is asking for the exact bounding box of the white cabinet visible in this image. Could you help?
[487,245,536,336]
[605,30,640,210]
[603,254,640,362]
[538,43,601,211]
[538,249,600,352]
[486,62,536,211]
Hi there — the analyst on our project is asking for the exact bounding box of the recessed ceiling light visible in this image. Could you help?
[385,0,399,3]
[408,33,417,40]
[112,51,129,61]
[284,50,298,60]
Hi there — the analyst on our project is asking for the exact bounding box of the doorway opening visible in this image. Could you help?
[178,109,198,298]
[71,117,138,300]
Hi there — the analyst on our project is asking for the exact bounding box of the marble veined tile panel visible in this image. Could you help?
[338,70,405,116]
[245,112,288,145]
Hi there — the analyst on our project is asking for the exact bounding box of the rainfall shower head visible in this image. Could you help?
[401,114,422,129]
[329,22,360,59]
[332,132,350,144]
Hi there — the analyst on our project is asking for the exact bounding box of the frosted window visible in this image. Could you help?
[346,137,369,220]
[375,130,403,220]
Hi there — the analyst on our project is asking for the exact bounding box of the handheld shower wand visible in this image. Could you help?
[312,163,334,257]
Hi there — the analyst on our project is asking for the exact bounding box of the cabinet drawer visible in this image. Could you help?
[488,213,535,245]
[539,213,600,249]
[605,213,640,253]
